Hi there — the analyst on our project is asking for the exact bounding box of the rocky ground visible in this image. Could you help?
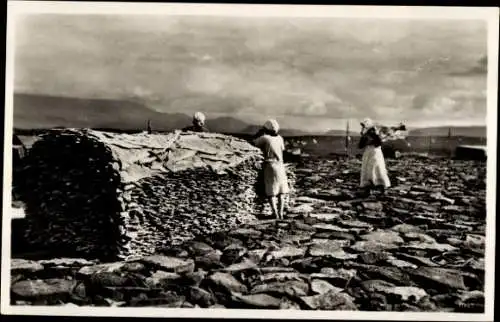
[10,156,486,311]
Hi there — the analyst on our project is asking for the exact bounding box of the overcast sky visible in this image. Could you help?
[14,14,487,131]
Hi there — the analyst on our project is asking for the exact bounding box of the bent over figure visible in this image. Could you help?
[183,112,210,133]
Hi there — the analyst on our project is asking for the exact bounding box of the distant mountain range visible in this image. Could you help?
[12,93,320,136]
[408,126,487,138]
[13,93,191,131]
[13,93,486,138]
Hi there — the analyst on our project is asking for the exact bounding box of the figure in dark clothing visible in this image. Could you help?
[182,112,210,133]
[358,127,383,149]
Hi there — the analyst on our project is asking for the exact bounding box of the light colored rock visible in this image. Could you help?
[222,258,258,272]
[289,204,314,214]
[281,232,314,244]
[140,256,195,274]
[309,213,341,221]
[350,241,399,253]
[11,259,43,274]
[391,224,422,234]
[247,249,268,264]
[464,234,485,250]
[338,220,373,229]
[362,202,384,211]
[186,241,215,256]
[78,262,131,276]
[145,271,181,287]
[311,279,343,295]
[360,230,404,245]
[229,228,262,238]
[308,240,349,257]
[269,246,306,259]
[388,286,428,302]
[313,223,350,232]
[386,257,418,269]
[430,192,455,204]
[259,272,302,283]
[295,196,327,204]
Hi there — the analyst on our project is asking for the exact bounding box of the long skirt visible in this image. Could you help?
[360,145,391,188]
[256,161,290,198]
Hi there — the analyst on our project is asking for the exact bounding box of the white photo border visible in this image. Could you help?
[2,2,498,320]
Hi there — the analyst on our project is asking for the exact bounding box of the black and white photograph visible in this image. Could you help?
[2,2,498,320]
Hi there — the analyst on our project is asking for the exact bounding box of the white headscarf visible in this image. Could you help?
[263,119,280,133]
[361,118,375,130]
[193,112,206,124]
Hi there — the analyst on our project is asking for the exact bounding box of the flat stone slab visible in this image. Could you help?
[402,242,458,252]
[311,279,343,295]
[388,286,428,302]
[300,290,357,310]
[337,220,373,229]
[295,196,328,204]
[11,259,44,274]
[360,230,404,245]
[308,240,350,257]
[78,262,136,276]
[222,258,258,272]
[38,258,96,267]
[209,272,248,293]
[350,241,399,253]
[309,213,341,222]
[403,233,437,244]
[289,204,315,214]
[269,246,306,260]
[251,280,309,297]
[139,256,195,274]
[362,202,384,211]
[313,223,350,233]
[229,228,262,238]
[231,292,281,308]
[390,224,422,234]
[12,278,77,299]
[405,267,467,290]
[145,271,182,287]
[385,257,418,269]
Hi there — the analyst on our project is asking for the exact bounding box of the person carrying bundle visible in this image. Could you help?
[253,119,290,220]
[183,112,210,133]
[358,118,391,197]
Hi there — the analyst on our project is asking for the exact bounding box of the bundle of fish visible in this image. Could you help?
[15,129,293,261]
[377,123,409,142]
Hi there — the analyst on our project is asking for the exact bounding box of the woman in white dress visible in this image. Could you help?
[358,118,391,197]
[254,119,290,219]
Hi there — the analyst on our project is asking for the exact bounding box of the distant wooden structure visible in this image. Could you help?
[345,120,351,157]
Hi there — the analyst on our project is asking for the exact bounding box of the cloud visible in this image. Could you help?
[13,14,488,130]
[449,55,488,76]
